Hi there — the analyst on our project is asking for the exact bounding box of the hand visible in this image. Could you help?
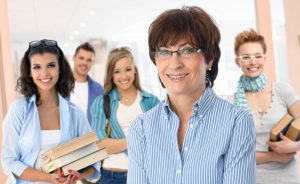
[49,168,78,184]
[267,133,299,153]
[269,151,295,164]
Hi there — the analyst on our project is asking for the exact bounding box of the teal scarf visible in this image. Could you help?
[234,73,267,111]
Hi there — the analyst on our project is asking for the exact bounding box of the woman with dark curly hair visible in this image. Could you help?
[1,39,99,184]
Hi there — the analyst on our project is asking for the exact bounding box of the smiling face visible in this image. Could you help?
[73,49,94,79]
[112,57,136,92]
[235,42,266,78]
[30,53,59,94]
[155,40,211,98]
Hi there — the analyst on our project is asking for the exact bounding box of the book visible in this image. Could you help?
[41,142,102,173]
[41,131,98,162]
[285,117,300,141]
[270,113,294,141]
[62,148,108,175]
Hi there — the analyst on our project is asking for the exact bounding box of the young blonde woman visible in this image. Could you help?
[233,29,300,183]
[91,47,159,184]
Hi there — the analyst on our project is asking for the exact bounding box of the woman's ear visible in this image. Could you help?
[235,58,241,67]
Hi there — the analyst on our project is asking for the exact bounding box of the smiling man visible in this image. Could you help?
[71,42,104,125]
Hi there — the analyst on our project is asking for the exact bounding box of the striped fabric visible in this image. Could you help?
[127,88,256,184]
[234,73,267,111]
[91,88,159,140]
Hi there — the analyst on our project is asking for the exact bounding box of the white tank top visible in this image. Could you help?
[34,130,61,184]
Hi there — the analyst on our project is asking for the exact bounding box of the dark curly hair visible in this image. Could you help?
[148,6,221,87]
[16,40,74,104]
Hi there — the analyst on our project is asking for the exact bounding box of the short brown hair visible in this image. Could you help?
[74,42,95,56]
[104,47,142,94]
[148,6,221,87]
[234,28,267,56]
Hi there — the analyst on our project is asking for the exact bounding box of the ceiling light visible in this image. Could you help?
[73,30,79,35]
[89,10,96,16]
[79,23,86,28]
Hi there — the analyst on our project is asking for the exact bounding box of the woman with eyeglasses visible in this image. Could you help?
[90,47,159,184]
[233,29,300,183]
[127,6,256,183]
[1,39,99,184]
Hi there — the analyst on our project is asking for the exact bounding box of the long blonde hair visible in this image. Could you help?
[104,47,142,94]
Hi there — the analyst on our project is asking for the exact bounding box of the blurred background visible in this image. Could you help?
[1,0,300,181]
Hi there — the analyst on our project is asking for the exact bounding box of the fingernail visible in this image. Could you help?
[61,173,64,177]
[74,176,78,180]
[68,169,72,173]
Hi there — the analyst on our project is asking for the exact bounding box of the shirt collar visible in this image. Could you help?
[162,87,216,121]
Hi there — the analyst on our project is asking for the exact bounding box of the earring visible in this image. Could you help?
[208,67,212,71]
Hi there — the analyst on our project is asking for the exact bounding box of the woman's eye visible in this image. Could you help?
[33,65,40,70]
[48,63,56,68]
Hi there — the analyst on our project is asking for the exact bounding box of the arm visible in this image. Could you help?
[127,117,149,184]
[267,100,300,153]
[91,96,127,154]
[1,102,66,183]
[96,138,127,154]
[256,151,295,164]
[223,113,256,184]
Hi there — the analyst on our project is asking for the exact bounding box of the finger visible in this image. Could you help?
[279,133,289,141]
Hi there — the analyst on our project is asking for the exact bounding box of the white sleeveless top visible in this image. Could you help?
[34,130,61,184]
[102,93,143,170]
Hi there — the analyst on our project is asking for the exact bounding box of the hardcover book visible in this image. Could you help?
[41,142,101,173]
[285,117,300,141]
[41,131,98,162]
[270,114,294,141]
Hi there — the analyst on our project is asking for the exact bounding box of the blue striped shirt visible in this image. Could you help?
[127,88,256,184]
[91,88,160,140]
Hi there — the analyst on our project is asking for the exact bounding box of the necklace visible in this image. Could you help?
[124,98,129,102]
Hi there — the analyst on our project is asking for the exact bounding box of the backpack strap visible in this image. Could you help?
[103,94,111,137]
[103,94,110,119]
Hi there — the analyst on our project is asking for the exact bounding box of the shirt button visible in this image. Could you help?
[184,147,188,151]
[199,114,203,118]
[190,124,194,128]
[176,170,181,175]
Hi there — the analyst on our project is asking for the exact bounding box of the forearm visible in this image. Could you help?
[78,166,96,180]
[97,138,127,154]
[19,167,51,182]
[256,151,273,164]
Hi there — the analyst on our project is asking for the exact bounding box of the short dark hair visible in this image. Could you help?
[148,6,221,87]
[16,40,74,104]
[234,28,267,56]
[74,42,95,56]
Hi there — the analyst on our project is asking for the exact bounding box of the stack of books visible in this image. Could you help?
[270,114,300,141]
[41,131,108,175]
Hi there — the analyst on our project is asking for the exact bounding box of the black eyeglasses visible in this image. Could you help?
[29,39,57,48]
[152,47,202,60]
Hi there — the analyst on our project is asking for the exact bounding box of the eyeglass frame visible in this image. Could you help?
[152,47,202,60]
[236,54,266,62]
[29,39,57,49]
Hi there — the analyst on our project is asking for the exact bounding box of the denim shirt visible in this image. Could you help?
[1,93,100,184]
[87,75,104,125]
[91,88,160,140]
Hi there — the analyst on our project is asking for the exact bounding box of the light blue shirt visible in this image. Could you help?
[127,88,256,184]
[1,93,100,184]
[91,88,159,141]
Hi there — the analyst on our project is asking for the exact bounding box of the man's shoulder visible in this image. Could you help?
[87,76,104,92]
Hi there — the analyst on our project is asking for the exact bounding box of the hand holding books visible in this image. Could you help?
[269,114,300,153]
[41,131,108,176]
